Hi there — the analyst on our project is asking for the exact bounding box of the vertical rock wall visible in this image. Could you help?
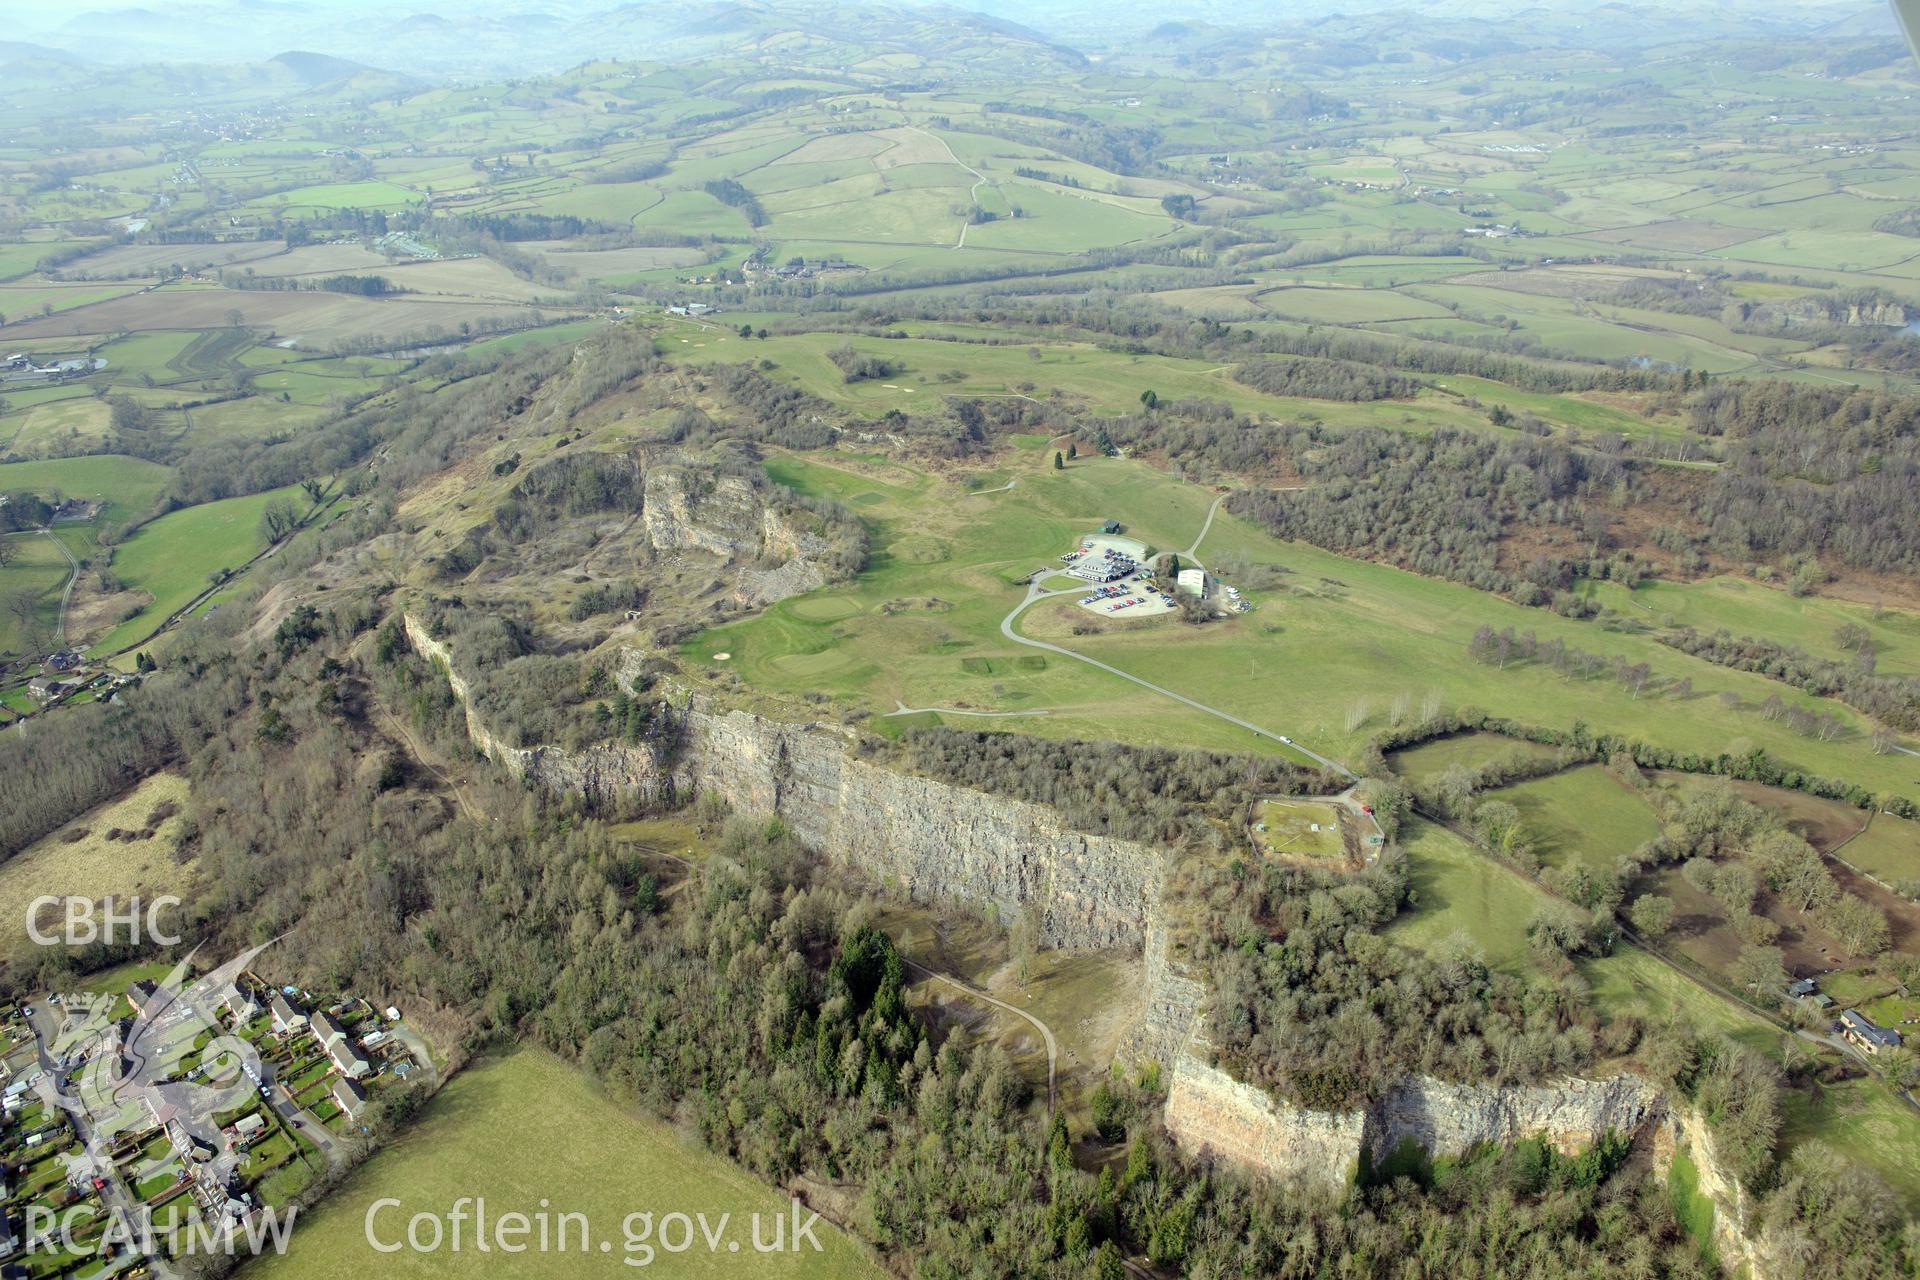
[687,708,1162,951]
[1165,1053,1665,1192]
[401,617,1161,951]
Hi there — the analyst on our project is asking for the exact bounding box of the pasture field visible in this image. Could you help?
[688,447,1920,801]
[1387,732,1569,784]
[1489,766,1662,875]
[0,454,172,531]
[1587,575,1920,676]
[87,483,306,655]
[247,1050,882,1280]
[0,285,560,347]
[3,396,113,457]
[1387,819,1548,972]
[1840,815,1920,886]
[0,534,70,658]
[664,327,1483,429]
[0,773,191,927]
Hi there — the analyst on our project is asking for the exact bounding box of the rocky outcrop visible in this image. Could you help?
[1122,918,1207,1067]
[401,619,1160,950]
[1369,1073,1663,1164]
[402,614,679,805]
[1165,1052,1663,1191]
[642,467,828,607]
[1655,1107,1770,1277]
[1165,1056,1368,1188]
[644,468,766,555]
[688,708,1160,950]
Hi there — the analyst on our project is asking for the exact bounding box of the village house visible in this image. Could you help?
[218,981,254,1022]
[326,1036,371,1080]
[26,677,73,703]
[310,1011,347,1050]
[330,1076,367,1117]
[269,994,308,1035]
[126,980,164,1019]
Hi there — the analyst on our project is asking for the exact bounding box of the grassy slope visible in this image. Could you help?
[249,1050,881,1280]
[690,447,1920,800]
[1492,766,1662,876]
[0,773,192,936]
[89,483,305,655]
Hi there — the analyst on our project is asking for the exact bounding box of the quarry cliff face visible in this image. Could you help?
[402,615,682,805]
[686,708,1160,950]
[401,618,1160,950]
[406,617,1764,1267]
[641,466,830,606]
[1164,1053,1663,1190]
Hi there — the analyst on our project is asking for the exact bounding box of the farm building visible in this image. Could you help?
[1839,1009,1902,1054]
[26,677,74,702]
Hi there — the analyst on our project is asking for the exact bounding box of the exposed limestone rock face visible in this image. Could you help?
[1846,300,1910,327]
[402,615,1770,1273]
[401,614,680,805]
[1122,919,1207,1066]
[641,467,827,607]
[1164,1054,1664,1192]
[1165,1056,1367,1188]
[643,468,768,554]
[401,620,1161,951]
[1368,1073,1663,1163]
[1656,1107,1770,1278]
[687,708,1161,951]
[734,556,824,607]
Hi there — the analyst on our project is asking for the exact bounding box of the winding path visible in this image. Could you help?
[884,700,1049,719]
[908,126,990,249]
[367,678,487,827]
[902,958,1057,1113]
[998,581,1355,777]
[42,530,78,646]
[1182,491,1228,562]
[3,526,80,647]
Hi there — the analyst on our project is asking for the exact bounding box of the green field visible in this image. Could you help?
[1253,798,1346,862]
[1491,766,1663,875]
[688,447,1920,801]
[0,533,70,657]
[1840,814,1920,886]
[88,483,304,655]
[248,1051,880,1279]
[1388,819,1549,972]
[1388,732,1568,784]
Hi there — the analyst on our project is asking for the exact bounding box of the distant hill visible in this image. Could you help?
[269,50,383,85]
[0,41,84,66]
